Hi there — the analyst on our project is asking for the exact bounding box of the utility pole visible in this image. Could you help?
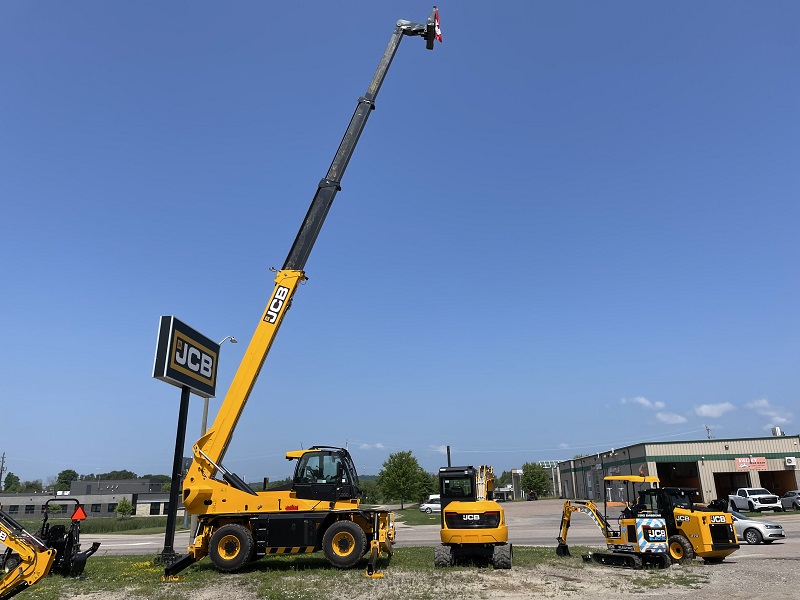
[0,452,6,491]
[704,425,714,439]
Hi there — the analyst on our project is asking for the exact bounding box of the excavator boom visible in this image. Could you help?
[0,510,56,600]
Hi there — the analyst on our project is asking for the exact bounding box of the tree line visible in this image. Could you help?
[2,454,554,503]
[1,469,171,493]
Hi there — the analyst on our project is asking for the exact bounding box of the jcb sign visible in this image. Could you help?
[153,316,219,398]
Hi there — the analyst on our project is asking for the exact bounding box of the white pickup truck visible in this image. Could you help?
[728,487,782,512]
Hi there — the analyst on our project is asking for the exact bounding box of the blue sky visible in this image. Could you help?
[2,1,798,486]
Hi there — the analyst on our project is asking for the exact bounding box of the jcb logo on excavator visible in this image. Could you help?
[0,531,6,541]
[645,528,667,541]
[264,286,291,324]
[463,514,481,521]
[676,515,690,522]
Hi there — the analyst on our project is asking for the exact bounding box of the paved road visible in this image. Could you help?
[81,499,800,562]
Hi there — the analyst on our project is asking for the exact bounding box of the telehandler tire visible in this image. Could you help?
[322,520,367,568]
[667,534,695,563]
[209,524,254,572]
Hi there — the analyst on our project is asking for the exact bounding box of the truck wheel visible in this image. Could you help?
[794,502,800,511]
[492,544,512,569]
[209,524,254,572]
[744,528,762,545]
[322,520,367,569]
[425,507,433,514]
[434,545,454,567]
[747,502,755,512]
[667,535,695,564]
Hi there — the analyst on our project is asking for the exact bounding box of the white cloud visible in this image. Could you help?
[558,442,570,449]
[656,412,688,425]
[358,443,385,451]
[694,402,736,418]
[621,396,665,410]
[745,398,792,430]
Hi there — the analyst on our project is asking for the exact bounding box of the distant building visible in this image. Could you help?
[558,435,800,503]
[0,478,181,519]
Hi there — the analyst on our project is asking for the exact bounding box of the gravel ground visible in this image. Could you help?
[63,554,797,600]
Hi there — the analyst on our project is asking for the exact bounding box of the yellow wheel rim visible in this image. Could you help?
[330,531,356,557]
[670,542,684,560]
[217,534,241,559]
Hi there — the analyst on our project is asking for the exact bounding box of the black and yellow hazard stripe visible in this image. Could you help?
[265,546,315,555]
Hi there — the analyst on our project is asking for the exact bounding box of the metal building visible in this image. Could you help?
[558,434,800,503]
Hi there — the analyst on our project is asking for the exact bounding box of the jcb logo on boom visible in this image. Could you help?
[173,337,215,382]
[264,286,291,324]
[0,531,6,542]
[462,514,481,521]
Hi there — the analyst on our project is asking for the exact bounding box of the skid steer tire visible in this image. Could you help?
[209,524,254,572]
[492,544,512,569]
[322,521,367,569]
[434,545,454,567]
[668,534,695,564]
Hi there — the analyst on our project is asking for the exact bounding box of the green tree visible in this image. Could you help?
[359,479,383,505]
[3,472,21,492]
[520,462,550,497]
[114,497,134,518]
[376,451,428,509]
[497,470,513,487]
[100,470,138,480]
[21,480,43,493]
[56,469,79,491]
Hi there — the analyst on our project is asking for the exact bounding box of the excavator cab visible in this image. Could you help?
[289,447,360,502]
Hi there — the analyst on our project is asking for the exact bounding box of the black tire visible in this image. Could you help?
[794,502,800,511]
[322,520,367,569]
[2,553,21,573]
[747,502,755,512]
[434,545,454,567]
[743,528,762,545]
[668,535,695,564]
[209,524,254,572]
[492,544,512,569]
[425,507,433,514]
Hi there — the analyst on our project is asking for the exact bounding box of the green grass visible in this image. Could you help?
[21,546,709,600]
[15,516,189,535]
[393,507,441,526]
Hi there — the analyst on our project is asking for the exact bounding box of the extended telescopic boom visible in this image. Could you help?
[190,8,440,480]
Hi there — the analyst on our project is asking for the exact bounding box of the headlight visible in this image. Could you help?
[765,525,782,530]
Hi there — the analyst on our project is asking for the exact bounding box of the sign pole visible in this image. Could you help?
[156,385,192,565]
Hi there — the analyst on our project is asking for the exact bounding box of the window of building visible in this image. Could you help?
[25,505,34,515]
[107,503,117,513]
[91,504,101,513]
[149,503,160,515]
[7,505,19,514]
